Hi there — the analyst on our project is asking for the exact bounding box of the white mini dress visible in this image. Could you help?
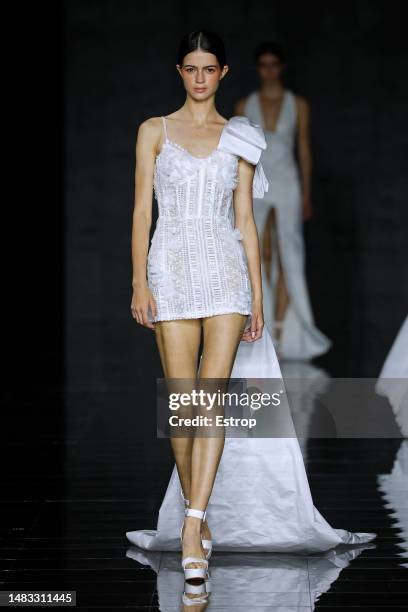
[147,116,268,322]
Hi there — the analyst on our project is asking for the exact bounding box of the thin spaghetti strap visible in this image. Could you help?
[161,116,168,142]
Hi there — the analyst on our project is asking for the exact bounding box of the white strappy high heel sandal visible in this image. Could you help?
[183,496,213,559]
[182,579,211,606]
[181,508,209,583]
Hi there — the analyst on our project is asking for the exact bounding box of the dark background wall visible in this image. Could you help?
[3,3,64,522]
[64,0,408,389]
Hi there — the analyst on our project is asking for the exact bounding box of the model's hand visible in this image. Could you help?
[302,195,313,221]
[241,303,264,342]
[131,285,157,330]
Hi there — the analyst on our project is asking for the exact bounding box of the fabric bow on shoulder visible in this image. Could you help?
[217,116,269,199]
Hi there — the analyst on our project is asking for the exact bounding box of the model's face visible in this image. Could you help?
[256,53,283,84]
[177,50,228,100]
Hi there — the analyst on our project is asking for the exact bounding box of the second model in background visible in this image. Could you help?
[236,41,331,361]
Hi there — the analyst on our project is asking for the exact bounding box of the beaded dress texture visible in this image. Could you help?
[147,116,252,322]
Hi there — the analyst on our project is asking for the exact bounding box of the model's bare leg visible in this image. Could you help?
[274,222,290,343]
[182,313,248,566]
[263,208,290,345]
[262,206,275,284]
[154,319,202,506]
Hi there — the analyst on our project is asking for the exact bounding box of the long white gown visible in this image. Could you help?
[244,90,332,360]
[126,116,375,553]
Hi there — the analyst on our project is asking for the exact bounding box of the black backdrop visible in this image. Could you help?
[64,0,408,390]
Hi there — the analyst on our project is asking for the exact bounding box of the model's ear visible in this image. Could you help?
[220,64,229,80]
[176,64,183,76]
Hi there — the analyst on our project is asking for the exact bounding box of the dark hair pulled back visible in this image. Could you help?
[177,30,227,68]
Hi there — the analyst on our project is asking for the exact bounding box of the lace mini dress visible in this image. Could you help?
[147,116,268,322]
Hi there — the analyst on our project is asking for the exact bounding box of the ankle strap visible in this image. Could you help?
[182,556,209,569]
[184,582,207,595]
[185,507,206,521]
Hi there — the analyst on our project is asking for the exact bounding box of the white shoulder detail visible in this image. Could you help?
[218,116,266,164]
[217,116,269,199]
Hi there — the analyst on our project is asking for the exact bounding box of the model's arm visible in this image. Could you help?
[131,118,160,329]
[296,96,313,221]
[234,97,247,116]
[233,158,264,341]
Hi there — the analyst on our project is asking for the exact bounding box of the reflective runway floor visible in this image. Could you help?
[1,388,407,610]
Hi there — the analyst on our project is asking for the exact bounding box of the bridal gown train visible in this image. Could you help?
[128,114,376,553]
[244,90,332,360]
[127,327,375,553]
